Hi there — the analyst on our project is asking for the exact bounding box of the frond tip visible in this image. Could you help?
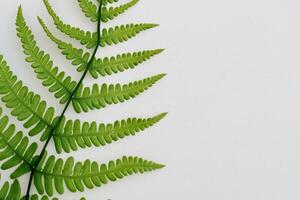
[53,112,168,153]
[72,74,166,113]
[34,154,165,196]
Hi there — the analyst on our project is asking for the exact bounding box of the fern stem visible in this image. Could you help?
[24,1,104,199]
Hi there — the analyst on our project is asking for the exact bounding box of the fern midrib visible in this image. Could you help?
[24,1,104,199]
[53,120,151,138]
[0,66,52,129]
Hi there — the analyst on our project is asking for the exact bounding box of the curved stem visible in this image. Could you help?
[24,1,103,199]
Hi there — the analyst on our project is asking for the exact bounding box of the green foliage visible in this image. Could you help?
[72,74,166,113]
[0,108,37,179]
[0,181,59,200]
[16,8,77,104]
[78,0,139,23]
[0,0,166,199]
[0,56,56,140]
[43,0,158,49]
[87,49,164,78]
[34,153,164,196]
[53,112,167,153]
[0,180,22,200]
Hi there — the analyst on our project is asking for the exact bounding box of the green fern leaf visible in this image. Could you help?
[0,180,21,200]
[43,0,98,49]
[101,0,139,23]
[72,74,166,113]
[0,56,56,140]
[53,112,167,153]
[16,7,77,104]
[38,17,90,73]
[0,108,38,178]
[100,23,158,47]
[38,17,162,79]
[34,153,164,196]
[77,0,98,22]
[43,0,157,49]
[0,181,58,200]
[87,49,164,78]
[78,0,139,23]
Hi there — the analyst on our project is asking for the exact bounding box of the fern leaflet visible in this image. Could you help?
[34,153,164,196]
[43,0,157,49]
[87,49,164,78]
[38,17,90,74]
[72,74,166,113]
[16,7,77,104]
[0,56,56,139]
[0,108,38,179]
[78,0,139,23]
[53,112,167,153]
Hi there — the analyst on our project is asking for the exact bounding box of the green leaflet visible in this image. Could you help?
[38,16,163,79]
[77,0,98,22]
[0,108,38,178]
[0,180,21,200]
[72,74,166,113]
[38,17,90,75]
[43,0,98,49]
[43,0,158,49]
[0,55,56,140]
[101,0,140,23]
[53,112,167,153]
[100,23,158,47]
[87,49,165,78]
[78,0,140,23]
[0,181,59,200]
[16,7,77,104]
[34,153,164,196]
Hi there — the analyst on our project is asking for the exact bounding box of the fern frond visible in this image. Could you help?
[101,0,139,23]
[0,180,21,200]
[72,74,166,113]
[34,153,164,196]
[0,56,56,140]
[100,23,158,47]
[0,108,38,178]
[53,113,167,153]
[16,7,77,104]
[78,0,139,23]
[86,49,164,78]
[38,17,90,72]
[44,0,157,49]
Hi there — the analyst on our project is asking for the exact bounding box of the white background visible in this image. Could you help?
[1,0,300,199]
